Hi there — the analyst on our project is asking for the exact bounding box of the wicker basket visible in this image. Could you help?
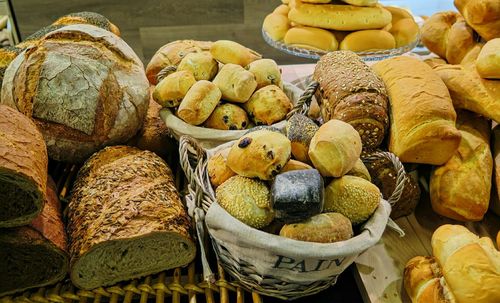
[178,84,407,300]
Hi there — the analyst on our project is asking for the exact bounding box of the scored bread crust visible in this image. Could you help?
[0,105,47,227]
[0,24,150,163]
[313,51,389,149]
[67,146,195,290]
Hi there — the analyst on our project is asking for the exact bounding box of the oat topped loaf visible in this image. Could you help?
[67,146,196,289]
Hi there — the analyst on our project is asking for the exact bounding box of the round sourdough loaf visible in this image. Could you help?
[1,24,149,163]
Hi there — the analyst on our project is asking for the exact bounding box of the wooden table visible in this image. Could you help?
[280,64,500,303]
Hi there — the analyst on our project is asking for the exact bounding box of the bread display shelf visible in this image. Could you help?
[262,28,420,61]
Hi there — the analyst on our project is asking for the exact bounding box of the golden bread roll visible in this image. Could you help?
[372,57,461,165]
[347,159,371,181]
[390,18,419,48]
[340,30,396,51]
[424,57,448,69]
[281,159,313,172]
[288,4,391,31]
[455,0,500,41]
[384,6,413,24]
[152,71,196,108]
[324,175,380,224]
[284,26,338,51]
[216,176,273,229]
[430,111,492,221]
[433,64,500,123]
[177,52,218,81]
[308,119,362,177]
[490,125,500,216]
[274,4,290,15]
[212,64,258,103]
[204,103,249,130]
[263,13,290,41]
[279,213,353,243]
[227,130,291,180]
[208,147,236,187]
[431,225,500,303]
[210,40,262,67]
[286,114,319,163]
[340,0,377,6]
[245,59,283,89]
[243,85,292,125]
[177,80,221,125]
[403,256,448,303]
[476,38,500,79]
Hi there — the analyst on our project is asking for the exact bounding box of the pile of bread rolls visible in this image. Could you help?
[404,225,500,303]
[263,0,419,52]
[208,115,386,243]
[148,40,292,130]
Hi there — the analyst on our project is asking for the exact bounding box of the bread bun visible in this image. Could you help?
[384,6,413,23]
[246,58,283,89]
[340,30,396,51]
[204,103,249,130]
[152,71,196,108]
[284,26,338,51]
[390,18,419,47]
[213,64,258,103]
[308,119,362,177]
[227,130,291,180]
[177,80,221,125]
[274,4,290,15]
[177,52,218,81]
[208,147,236,187]
[281,159,313,172]
[280,213,353,243]
[243,85,292,125]
[263,13,290,41]
[210,40,262,67]
[476,38,500,79]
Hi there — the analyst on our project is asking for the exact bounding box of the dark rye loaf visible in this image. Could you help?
[1,24,149,163]
[0,177,68,296]
[313,51,389,150]
[67,146,196,290]
[0,105,47,227]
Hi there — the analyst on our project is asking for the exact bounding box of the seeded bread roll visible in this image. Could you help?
[68,146,196,290]
[177,80,222,125]
[210,40,262,67]
[245,59,283,89]
[243,85,292,125]
[286,114,319,163]
[216,176,274,229]
[0,177,68,296]
[227,130,292,180]
[324,175,381,224]
[208,147,236,187]
[204,103,249,130]
[152,71,196,108]
[0,105,48,228]
[177,52,218,81]
[213,64,258,103]
[280,213,353,243]
[308,119,362,177]
[313,51,389,149]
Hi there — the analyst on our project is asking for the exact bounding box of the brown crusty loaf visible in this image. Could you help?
[1,25,150,163]
[404,256,449,303]
[455,0,500,41]
[145,40,212,85]
[313,51,389,150]
[372,56,461,165]
[0,177,68,296]
[430,111,492,221]
[0,105,48,228]
[67,146,196,289]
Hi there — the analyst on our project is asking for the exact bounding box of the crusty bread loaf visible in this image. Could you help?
[403,256,448,303]
[283,26,339,51]
[146,40,212,85]
[430,111,492,221]
[288,3,391,31]
[340,30,395,51]
[476,38,500,79]
[372,57,461,165]
[431,225,500,303]
[455,0,500,41]
[313,51,389,149]
[0,105,47,228]
[68,146,196,290]
[0,177,68,296]
[280,213,353,243]
[1,25,150,163]
[433,63,500,123]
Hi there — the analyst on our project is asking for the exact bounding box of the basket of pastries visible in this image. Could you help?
[145,39,304,149]
[177,50,425,300]
[262,0,420,60]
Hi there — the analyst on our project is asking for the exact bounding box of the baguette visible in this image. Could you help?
[372,57,461,165]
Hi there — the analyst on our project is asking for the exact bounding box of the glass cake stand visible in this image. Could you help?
[262,27,420,61]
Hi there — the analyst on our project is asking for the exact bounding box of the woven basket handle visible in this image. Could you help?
[286,80,319,120]
[179,135,216,283]
[156,65,177,83]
